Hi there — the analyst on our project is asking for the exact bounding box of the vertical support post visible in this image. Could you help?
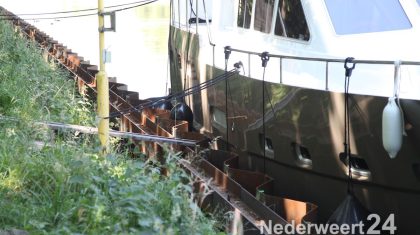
[171,0,175,26]
[178,0,181,28]
[325,62,329,90]
[97,0,109,153]
[279,57,283,84]
[224,46,231,151]
[248,53,251,77]
[195,0,198,34]
[185,0,188,27]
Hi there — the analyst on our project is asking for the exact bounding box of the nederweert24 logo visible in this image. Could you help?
[259,214,397,234]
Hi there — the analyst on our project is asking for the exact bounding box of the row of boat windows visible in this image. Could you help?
[237,0,310,41]
[236,0,413,37]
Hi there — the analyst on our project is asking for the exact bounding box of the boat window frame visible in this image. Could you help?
[324,0,412,35]
[253,0,275,34]
[237,0,255,29]
[211,106,227,130]
[236,0,311,42]
[273,0,311,41]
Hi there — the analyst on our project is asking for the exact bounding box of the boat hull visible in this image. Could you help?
[169,26,420,234]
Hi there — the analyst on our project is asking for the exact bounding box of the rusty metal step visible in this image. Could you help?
[201,149,318,226]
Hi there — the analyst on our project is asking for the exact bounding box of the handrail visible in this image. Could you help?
[228,46,420,66]
[226,45,420,92]
[0,116,199,147]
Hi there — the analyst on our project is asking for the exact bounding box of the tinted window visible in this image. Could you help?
[237,0,254,29]
[254,0,274,33]
[325,0,411,35]
[418,0,420,7]
[274,0,310,40]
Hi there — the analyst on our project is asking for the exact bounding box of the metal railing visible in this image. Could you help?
[228,47,420,65]
[226,46,420,91]
[0,116,199,147]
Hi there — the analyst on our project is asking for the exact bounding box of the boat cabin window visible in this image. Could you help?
[254,0,274,33]
[274,0,310,41]
[237,0,254,29]
[237,0,310,41]
[325,0,412,35]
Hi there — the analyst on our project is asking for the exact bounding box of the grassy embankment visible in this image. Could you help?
[0,19,222,234]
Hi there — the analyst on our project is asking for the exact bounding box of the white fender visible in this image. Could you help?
[382,97,403,159]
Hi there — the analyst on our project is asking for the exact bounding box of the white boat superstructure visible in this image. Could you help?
[172,0,420,99]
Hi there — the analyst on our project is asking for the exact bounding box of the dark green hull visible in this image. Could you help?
[169,26,420,234]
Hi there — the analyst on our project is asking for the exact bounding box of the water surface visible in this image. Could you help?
[0,0,170,99]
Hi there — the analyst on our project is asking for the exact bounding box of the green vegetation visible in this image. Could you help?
[0,19,220,234]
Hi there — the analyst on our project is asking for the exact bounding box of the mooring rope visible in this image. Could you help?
[106,67,241,119]
[343,57,356,194]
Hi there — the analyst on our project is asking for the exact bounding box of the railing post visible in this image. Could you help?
[325,62,329,90]
[195,0,198,34]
